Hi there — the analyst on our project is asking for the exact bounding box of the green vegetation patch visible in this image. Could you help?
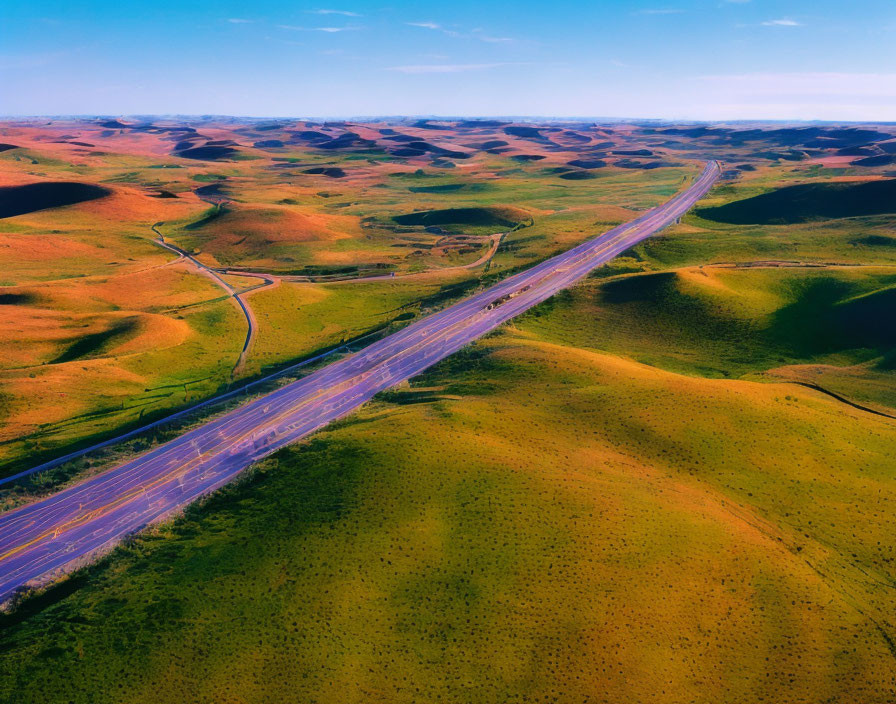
[183,204,227,231]
[1,331,893,703]
[851,234,896,248]
[407,182,493,194]
[0,292,38,305]
[393,205,531,229]
[520,265,896,408]
[697,179,896,224]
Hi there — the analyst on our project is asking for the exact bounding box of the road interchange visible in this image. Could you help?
[0,161,720,602]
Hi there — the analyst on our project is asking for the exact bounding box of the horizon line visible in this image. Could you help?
[3,113,896,126]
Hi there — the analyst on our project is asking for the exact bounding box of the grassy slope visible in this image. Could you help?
[0,213,247,472]
[0,294,245,472]
[1,331,893,703]
[638,164,896,268]
[0,143,256,472]
[696,178,896,224]
[517,266,896,410]
[0,127,692,476]
[244,278,450,377]
[3,123,896,701]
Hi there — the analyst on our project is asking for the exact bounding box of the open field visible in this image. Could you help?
[0,162,719,601]
[518,265,896,410]
[0,118,704,474]
[1,118,895,701]
[5,118,896,474]
[1,326,893,703]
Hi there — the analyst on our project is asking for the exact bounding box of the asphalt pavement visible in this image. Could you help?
[0,161,720,602]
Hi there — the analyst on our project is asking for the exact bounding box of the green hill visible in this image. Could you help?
[696,179,896,224]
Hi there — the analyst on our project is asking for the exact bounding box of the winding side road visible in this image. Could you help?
[151,224,268,375]
[0,162,721,602]
[215,231,505,285]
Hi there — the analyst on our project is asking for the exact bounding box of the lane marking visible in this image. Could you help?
[0,163,720,572]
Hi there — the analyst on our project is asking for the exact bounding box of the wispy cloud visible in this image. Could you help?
[685,73,896,120]
[226,18,255,24]
[278,24,361,32]
[307,9,361,17]
[762,18,801,26]
[406,21,516,43]
[471,28,514,42]
[637,9,684,14]
[387,62,525,74]
[610,59,630,67]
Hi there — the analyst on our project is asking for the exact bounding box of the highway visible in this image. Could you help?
[0,161,720,602]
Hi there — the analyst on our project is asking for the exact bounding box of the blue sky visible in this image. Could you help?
[2,0,895,119]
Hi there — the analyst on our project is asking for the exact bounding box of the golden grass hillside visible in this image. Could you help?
[518,264,896,412]
[1,118,704,476]
[171,203,360,270]
[1,328,893,703]
[0,261,245,470]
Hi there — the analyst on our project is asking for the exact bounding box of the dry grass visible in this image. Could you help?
[1,329,893,703]
[2,117,896,700]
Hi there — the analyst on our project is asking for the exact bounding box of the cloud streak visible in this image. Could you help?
[471,29,514,43]
[762,18,801,26]
[307,9,361,17]
[406,21,516,43]
[387,62,525,74]
[278,24,361,32]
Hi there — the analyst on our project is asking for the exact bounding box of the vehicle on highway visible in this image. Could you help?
[0,162,720,603]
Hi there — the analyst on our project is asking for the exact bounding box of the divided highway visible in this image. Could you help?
[0,162,720,602]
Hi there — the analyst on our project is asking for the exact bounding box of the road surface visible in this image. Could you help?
[0,328,386,487]
[151,224,265,375]
[0,162,720,602]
